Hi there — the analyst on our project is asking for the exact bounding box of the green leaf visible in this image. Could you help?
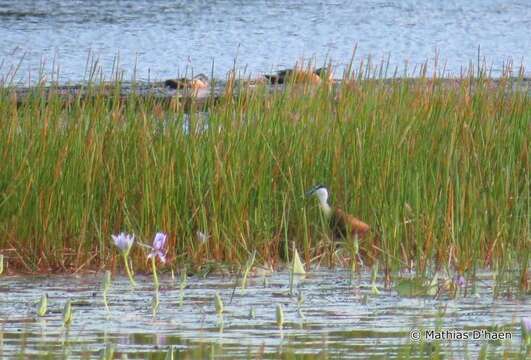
[292,247,306,275]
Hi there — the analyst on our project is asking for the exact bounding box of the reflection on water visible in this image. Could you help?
[0,0,529,83]
[0,270,528,358]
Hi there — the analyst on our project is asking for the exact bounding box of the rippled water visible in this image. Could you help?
[0,270,528,358]
[0,0,529,83]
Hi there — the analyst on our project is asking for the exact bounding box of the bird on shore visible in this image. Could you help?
[264,67,332,85]
[305,184,370,241]
[164,74,209,90]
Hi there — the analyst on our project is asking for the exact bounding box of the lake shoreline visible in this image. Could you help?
[5,76,530,109]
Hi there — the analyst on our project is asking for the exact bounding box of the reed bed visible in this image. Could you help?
[0,61,528,276]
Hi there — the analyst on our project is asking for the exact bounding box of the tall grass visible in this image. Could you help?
[0,60,528,274]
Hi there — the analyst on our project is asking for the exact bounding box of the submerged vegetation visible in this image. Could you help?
[0,59,528,282]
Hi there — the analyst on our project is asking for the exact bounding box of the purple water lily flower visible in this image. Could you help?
[523,317,531,334]
[111,233,135,254]
[148,232,167,263]
[453,275,466,287]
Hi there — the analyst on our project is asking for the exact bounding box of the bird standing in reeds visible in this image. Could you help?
[305,184,370,240]
[305,184,382,267]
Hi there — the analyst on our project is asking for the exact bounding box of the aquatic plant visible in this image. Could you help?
[111,233,136,287]
[276,304,284,329]
[370,262,380,295]
[240,250,256,291]
[522,318,531,347]
[214,291,224,316]
[152,290,160,319]
[292,247,306,275]
[102,270,111,314]
[179,269,188,307]
[214,291,224,327]
[289,244,306,295]
[0,254,3,275]
[37,293,48,317]
[148,232,167,289]
[395,273,439,298]
[100,343,115,360]
[0,59,527,279]
[248,306,256,320]
[165,346,175,360]
[296,292,305,320]
[62,300,73,327]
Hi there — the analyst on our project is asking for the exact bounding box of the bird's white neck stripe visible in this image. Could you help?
[318,198,333,217]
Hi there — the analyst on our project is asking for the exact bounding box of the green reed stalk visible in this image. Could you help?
[151,256,159,290]
[0,59,527,275]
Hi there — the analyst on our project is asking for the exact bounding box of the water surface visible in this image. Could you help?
[0,0,529,83]
[0,270,527,358]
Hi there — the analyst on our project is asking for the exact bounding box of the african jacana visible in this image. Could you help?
[305,185,370,240]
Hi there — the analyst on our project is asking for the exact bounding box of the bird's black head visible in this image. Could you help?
[314,67,333,81]
[314,67,326,76]
[305,184,327,197]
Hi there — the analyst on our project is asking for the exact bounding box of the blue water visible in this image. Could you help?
[0,270,528,358]
[0,0,529,83]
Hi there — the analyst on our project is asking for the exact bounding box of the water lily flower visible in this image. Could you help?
[522,317,531,335]
[453,275,466,287]
[112,233,135,255]
[523,317,531,332]
[148,232,167,290]
[148,232,167,263]
[111,232,136,288]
